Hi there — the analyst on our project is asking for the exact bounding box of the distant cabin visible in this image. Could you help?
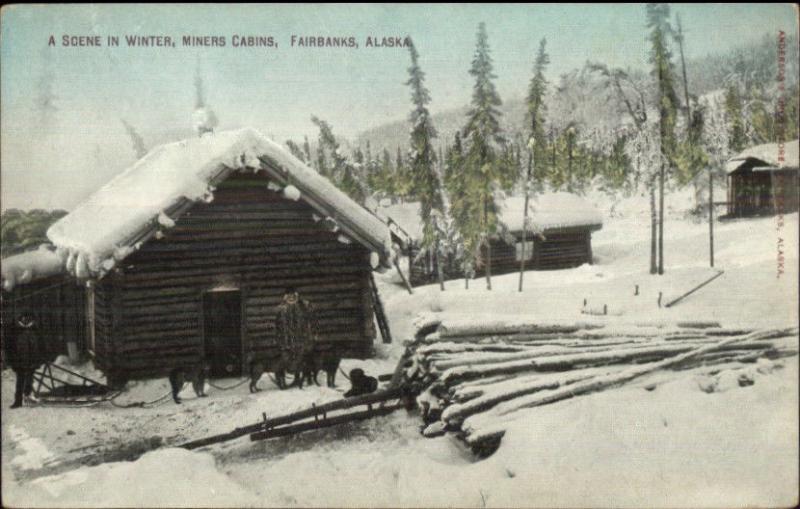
[2,128,394,386]
[725,140,799,217]
[380,193,603,287]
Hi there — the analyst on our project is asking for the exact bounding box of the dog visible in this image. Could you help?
[344,368,378,398]
[247,353,290,392]
[303,352,342,388]
[168,363,210,404]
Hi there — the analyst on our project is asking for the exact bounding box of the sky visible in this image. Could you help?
[1,3,797,211]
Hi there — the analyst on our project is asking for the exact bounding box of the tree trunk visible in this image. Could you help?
[658,159,665,275]
[709,169,715,268]
[676,17,692,124]
[567,139,573,192]
[436,237,445,291]
[650,184,658,274]
[484,198,492,291]
[519,149,533,292]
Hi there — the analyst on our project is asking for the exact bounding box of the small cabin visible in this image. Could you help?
[381,193,603,287]
[3,128,394,386]
[725,140,799,217]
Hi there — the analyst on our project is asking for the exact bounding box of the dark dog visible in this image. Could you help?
[168,364,210,404]
[344,368,378,398]
[303,353,342,388]
[247,353,290,392]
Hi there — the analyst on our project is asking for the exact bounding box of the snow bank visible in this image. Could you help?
[481,357,799,508]
[18,448,259,508]
[7,425,55,471]
[47,128,393,278]
[1,245,65,291]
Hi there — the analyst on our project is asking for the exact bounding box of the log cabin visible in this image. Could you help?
[725,140,799,217]
[380,193,603,287]
[4,128,395,386]
[1,248,87,365]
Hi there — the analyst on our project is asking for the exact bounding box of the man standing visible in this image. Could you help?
[5,314,43,408]
[274,287,318,388]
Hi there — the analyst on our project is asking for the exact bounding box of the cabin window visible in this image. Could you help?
[515,241,534,262]
[86,283,96,355]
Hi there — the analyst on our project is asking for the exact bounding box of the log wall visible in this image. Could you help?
[95,173,376,382]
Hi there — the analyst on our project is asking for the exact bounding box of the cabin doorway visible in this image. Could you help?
[202,289,242,378]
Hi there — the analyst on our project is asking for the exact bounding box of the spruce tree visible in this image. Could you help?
[303,136,313,167]
[461,22,507,290]
[445,131,478,288]
[724,86,746,152]
[405,39,446,289]
[647,3,680,275]
[311,116,367,203]
[520,39,549,291]
[395,147,410,201]
[285,140,306,163]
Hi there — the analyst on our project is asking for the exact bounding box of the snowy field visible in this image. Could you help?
[2,202,798,508]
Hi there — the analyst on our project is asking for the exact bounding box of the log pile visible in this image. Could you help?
[395,316,798,456]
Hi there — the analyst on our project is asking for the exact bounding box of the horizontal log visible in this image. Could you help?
[123,264,368,284]
[120,271,368,291]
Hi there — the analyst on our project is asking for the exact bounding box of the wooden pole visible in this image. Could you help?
[709,168,715,268]
[250,401,406,441]
[658,159,665,275]
[650,184,658,274]
[664,270,724,308]
[393,259,414,295]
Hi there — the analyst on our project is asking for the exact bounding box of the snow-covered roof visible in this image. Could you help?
[500,194,603,233]
[725,139,800,174]
[47,128,393,279]
[378,192,602,242]
[1,245,65,292]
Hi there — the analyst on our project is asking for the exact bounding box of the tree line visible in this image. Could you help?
[285,4,798,290]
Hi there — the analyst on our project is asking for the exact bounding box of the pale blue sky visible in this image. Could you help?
[1,4,797,210]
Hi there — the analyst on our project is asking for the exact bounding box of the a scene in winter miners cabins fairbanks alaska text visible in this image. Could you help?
[0,4,798,508]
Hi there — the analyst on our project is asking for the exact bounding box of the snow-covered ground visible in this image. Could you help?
[2,202,798,508]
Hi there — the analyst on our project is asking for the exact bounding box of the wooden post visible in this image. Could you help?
[650,185,657,274]
[658,160,665,275]
[709,168,715,268]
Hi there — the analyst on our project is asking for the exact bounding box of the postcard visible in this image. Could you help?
[1,4,798,508]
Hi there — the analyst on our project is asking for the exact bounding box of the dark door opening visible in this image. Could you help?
[202,290,242,378]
